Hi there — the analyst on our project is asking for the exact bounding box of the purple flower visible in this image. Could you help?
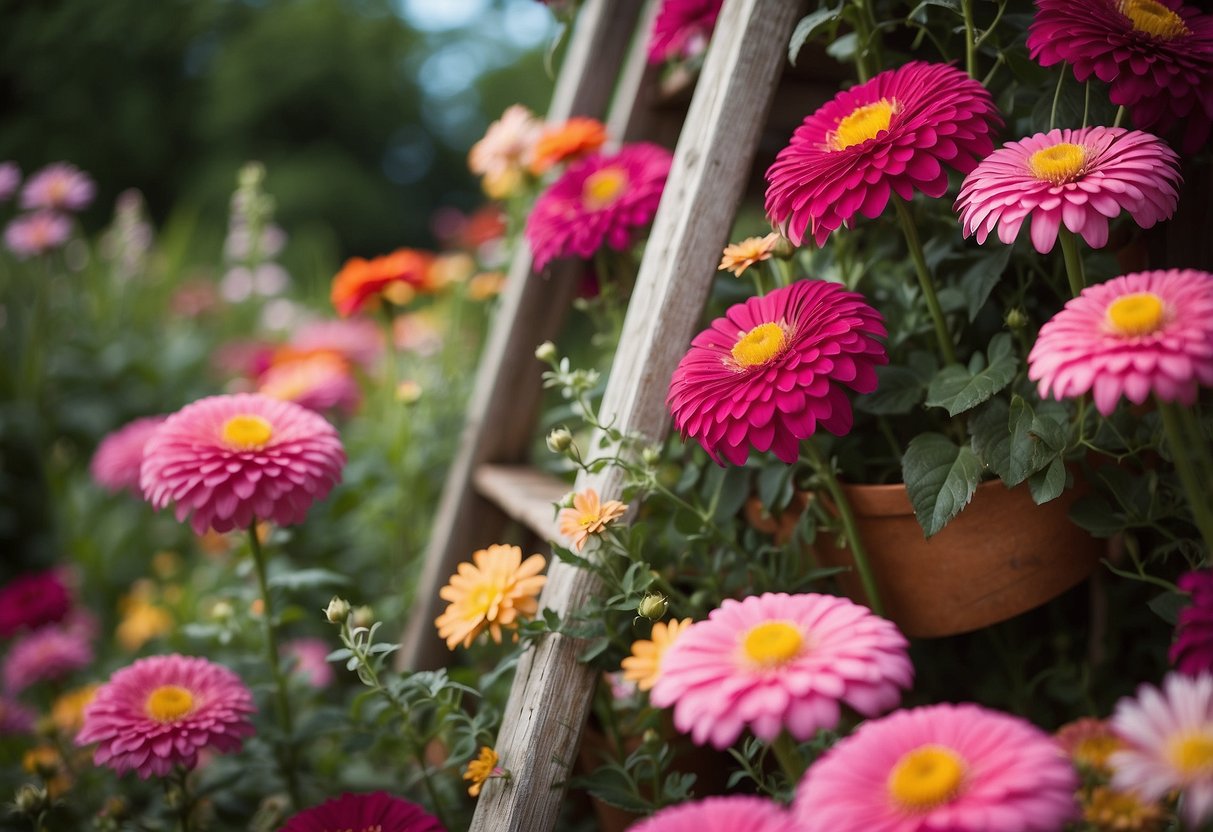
[4,211,71,258]
[21,162,96,212]
[0,162,20,202]
[3,624,93,694]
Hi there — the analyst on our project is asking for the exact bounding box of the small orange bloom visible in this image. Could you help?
[467,271,507,301]
[1082,786,1165,831]
[464,746,504,797]
[621,618,693,692]
[529,117,609,175]
[435,544,546,650]
[718,232,780,277]
[558,488,626,552]
[1055,717,1123,775]
[51,684,98,736]
[329,249,436,317]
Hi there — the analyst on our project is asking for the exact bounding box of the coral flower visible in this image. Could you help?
[330,249,434,317]
[956,127,1180,255]
[90,415,166,494]
[794,703,1080,832]
[1081,786,1167,832]
[77,654,254,778]
[667,279,887,466]
[3,625,93,694]
[20,162,95,212]
[1173,570,1213,676]
[4,211,71,258]
[1110,672,1213,828]
[140,393,345,534]
[648,0,724,65]
[630,796,796,832]
[525,142,672,271]
[529,117,608,174]
[651,592,911,748]
[469,104,542,199]
[621,617,693,692]
[1055,717,1124,775]
[1027,0,1213,153]
[283,637,335,689]
[765,62,1000,247]
[719,232,780,277]
[435,544,546,650]
[557,487,627,552]
[0,570,72,637]
[258,352,361,416]
[1028,269,1213,415]
[280,792,445,832]
[464,746,504,797]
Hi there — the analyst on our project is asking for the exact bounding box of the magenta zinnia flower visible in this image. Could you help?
[1110,673,1213,828]
[4,211,71,258]
[629,796,795,832]
[1028,269,1213,414]
[279,792,445,832]
[648,0,723,64]
[90,416,166,494]
[20,162,96,212]
[78,654,253,778]
[525,142,672,271]
[955,127,1180,255]
[650,593,911,749]
[1173,571,1213,676]
[765,61,1000,247]
[794,703,1080,832]
[1027,0,1213,153]
[667,279,886,466]
[0,570,72,637]
[140,393,345,534]
[3,624,93,694]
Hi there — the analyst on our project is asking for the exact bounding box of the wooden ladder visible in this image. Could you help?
[400,1,812,829]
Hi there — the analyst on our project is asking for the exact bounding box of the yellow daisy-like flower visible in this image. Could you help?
[718,232,780,277]
[1055,717,1123,776]
[435,544,546,650]
[464,746,503,797]
[1082,786,1167,832]
[51,684,99,736]
[620,617,694,692]
[116,594,174,652]
[557,488,627,552]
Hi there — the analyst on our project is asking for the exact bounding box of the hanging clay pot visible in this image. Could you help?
[814,479,1105,638]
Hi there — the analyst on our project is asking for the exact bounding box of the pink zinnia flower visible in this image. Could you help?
[1028,269,1213,414]
[77,654,254,778]
[290,317,384,370]
[667,279,887,466]
[0,162,19,202]
[0,697,36,735]
[1027,0,1213,153]
[283,637,335,689]
[1173,571,1213,676]
[20,162,96,212]
[648,0,724,64]
[1110,672,1213,828]
[795,703,1080,832]
[629,796,795,832]
[257,353,361,416]
[525,142,672,271]
[90,416,166,494]
[650,592,911,748]
[0,570,72,637]
[955,127,1180,255]
[3,624,93,694]
[279,792,445,832]
[140,393,346,534]
[765,62,1000,247]
[4,211,71,258]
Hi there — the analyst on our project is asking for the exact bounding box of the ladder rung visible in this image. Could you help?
[473,464,570,544]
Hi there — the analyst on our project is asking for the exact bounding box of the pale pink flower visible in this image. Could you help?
[20,162,95,212]
[90,416,166,494]
[283,637,335,689]
[468,105,542,198]
[3,624,93,694]
[4,211,71,258]
[289,317,384,369]
[0,162,20,202]
[629,796,795,832]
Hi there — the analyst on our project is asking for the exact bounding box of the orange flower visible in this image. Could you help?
[329,249,436,317]
[435,544,546,650]
[529,117,609,175]
[621,618,693,691]
[558,488,626,552]
[718,232,780,277]
[1082,786,1166,832]
[51,684,98,736]
[1055,717,1123,776]
[464,746,504,797]
[467,271,506,301]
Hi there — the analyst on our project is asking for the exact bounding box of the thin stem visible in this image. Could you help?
[804,442,885,616]
[1049,70,1065,130]
[1113,105,1126,128]
[1082,81,1091,128]
[770,732,807,783]
[414,747,453,828]
[973,0,1007,49]
[247,526,302,810]
[1056,227,1087,297]
[1159,403,1213,559]
[961,0,978,79]
[892,197,957,366]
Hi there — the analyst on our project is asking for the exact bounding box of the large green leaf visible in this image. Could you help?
[960,243,1013,321]
[788,6,842,66]
[969,398,1012,479]
[902,433,984,538]
[855,365,926,415]
[925,334,1018,416]
[1006,395,1067,487]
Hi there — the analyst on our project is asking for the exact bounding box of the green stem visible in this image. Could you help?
[414,747,453,828]
[892,197,956,366]
[1158,403,1213,559]
[1056,227,1087,297]
[961,0,978,79]
[805,443,885,616]
[1049,70,1065,130]
[1113,105,1126,128]
[770,732,807,783]
[247,526,302,810]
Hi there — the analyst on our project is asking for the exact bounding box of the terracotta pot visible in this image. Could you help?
[815,479,1105,638]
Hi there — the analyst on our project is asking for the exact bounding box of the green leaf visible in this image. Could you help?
[1148,591,1189,626]
[267,568,349,591]
[789,6,842,66]
[902,433,984,538]
[568,767,650,814]
[908,0,962,22]
[825,31,857,62]
[925,334,1018,416]
[960,243,1013,321]
[969,398,1011,479]
[855,365,926,415]
[1068,494,1122,538]
[1028,457,1066,504]
[1006,395,1063,487]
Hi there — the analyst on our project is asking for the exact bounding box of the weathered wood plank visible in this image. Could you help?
[473,464,570,543]
[468,2,802,829]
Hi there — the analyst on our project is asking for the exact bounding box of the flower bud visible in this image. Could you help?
[546,427,574,454]
[534,341,558,365]
[324,597,351,624]
[637,592,669,621]
[351,605,375,629]
[771,233,797,260]
[210,600,235,621]
[14,783,49,816]
[641,446,662,467]
[1004,307,1028,329]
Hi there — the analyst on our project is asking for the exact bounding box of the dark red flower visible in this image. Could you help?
[1172,570,1213,676]
[279,792,445,832]
[0,571,71,638]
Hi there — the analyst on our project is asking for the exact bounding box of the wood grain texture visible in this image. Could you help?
[473,464,570,543]
[469,2,802,829]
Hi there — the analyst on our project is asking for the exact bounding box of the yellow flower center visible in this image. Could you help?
[1106,292,1166,336]
[742,620,804,666]
[145,685,194,722]
[731,322,787,369]
[1169,732,1213,777]
[1119,0,1190,38]
[831,99,894,150]
[887,745,967,810]
[582,168,628,210]
[220,414,274,449]
[467,584,502,618]
[1029,143,1087,184]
